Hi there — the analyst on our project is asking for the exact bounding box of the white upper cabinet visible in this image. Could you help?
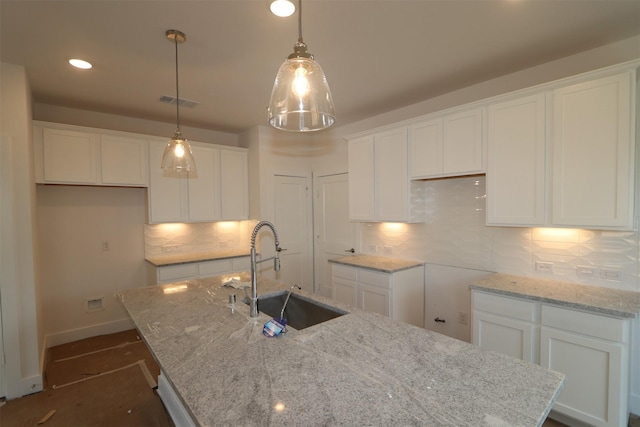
[348,128,423,222]
[348,135,375,221]
[410,107,484,179]
[486,93,547,226]
[148,140,249,224]
[41,127,99,184]
[35,123,149,187]
[187,145,221,222]
[101,134,148,186]
[551,71,635,229]
[220,149,249,220]
[374,128,410,221]
[486,67,636,230]
[148,139,188,223]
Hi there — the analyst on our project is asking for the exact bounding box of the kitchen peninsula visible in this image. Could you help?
[118,273,564,426]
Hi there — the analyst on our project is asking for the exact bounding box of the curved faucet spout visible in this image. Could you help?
[250,221,281,317]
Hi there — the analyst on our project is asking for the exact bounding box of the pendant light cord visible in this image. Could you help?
[297,0,303,42]
[174,35,181,132]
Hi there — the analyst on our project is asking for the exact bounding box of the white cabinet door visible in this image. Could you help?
[486,93,546,226]
[148,140,188,223]
[42,128,99,184]
[541,326,625,427]
[348,135,375,221]
[472,290,539,363]
[188,145,221,222]
[540,304,630,427]
[100,135,148,186]
[220,149,248,220]
[358,282,391,317]
[552,71,634,229]
[374,127,409,221]
[473,311,537,363]
[409,118,442,177]
[442,107,483,176]
[334,276,357,307]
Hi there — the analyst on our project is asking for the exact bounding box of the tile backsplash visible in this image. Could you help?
[144,220,257,257]
[361,175,640,292]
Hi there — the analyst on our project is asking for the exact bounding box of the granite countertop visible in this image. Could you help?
[118,273,564,426]
[470,273,640,318]
[329,254,425,273]
[145,249,251,267]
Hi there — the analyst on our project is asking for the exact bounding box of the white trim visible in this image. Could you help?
[44,318,135,348]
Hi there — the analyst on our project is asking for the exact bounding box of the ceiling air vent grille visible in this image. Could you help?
[160,95,199,108]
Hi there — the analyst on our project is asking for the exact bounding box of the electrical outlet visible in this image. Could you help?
[577,265,598,278]
[383,246,393,255]
[535,261,553,273]
[600,269,622,281]
[458,312,468,325]
[219,241,229,248]
[369,244,378,253]
[101,240,110,251]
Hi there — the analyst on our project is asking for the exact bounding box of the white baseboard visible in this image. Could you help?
[44,318,135,348]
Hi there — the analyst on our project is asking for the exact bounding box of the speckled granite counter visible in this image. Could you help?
[146,249,251,267]
[329,254,424,273]
[118,273,564,426]
[470,273,640,318]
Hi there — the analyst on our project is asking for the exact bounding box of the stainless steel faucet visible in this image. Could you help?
[249,220,281,317]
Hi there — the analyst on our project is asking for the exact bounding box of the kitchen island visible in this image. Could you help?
[118,273,564,426]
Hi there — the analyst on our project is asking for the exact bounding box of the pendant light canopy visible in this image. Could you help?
[161,29,196,172]
[267,0,335,132]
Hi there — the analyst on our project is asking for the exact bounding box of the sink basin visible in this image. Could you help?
[254,291,347,330]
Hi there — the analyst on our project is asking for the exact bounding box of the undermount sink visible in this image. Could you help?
[253,291,347,330]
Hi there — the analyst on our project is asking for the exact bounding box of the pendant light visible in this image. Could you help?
[267,0,335,132]
[161,29,196,172]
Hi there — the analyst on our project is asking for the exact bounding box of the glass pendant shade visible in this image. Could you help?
[161,131,196,172]
[268,55,335,132]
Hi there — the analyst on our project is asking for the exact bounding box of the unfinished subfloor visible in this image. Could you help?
[0,329,173,427]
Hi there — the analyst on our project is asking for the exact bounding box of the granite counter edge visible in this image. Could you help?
[470,284,638,319]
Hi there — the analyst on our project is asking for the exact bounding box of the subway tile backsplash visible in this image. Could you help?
[361,175,639,292]
[144,220,256,258]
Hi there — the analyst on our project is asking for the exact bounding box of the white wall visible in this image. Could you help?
[0,62,43,399]
[37,185,147,346]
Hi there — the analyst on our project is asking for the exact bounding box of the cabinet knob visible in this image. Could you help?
[277,247,287,252]
[345,248,355,253]
[434,317,446,323]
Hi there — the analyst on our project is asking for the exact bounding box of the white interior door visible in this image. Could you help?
[313,173,357,298]
[273,175,312,290]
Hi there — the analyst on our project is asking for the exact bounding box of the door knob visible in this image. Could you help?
[345,248,355,253]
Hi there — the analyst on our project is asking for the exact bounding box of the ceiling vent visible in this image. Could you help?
[160,95,199,108]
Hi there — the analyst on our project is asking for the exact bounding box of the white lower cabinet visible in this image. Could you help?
[157,371,196,427]
[152,257,250,284]
[472,290,632,427]
[331,264,424,327]
[472,291,539,363]
[540,305,630,427]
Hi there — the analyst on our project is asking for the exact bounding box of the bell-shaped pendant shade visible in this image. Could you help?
[268,56,335,132]
[161,131,196,172]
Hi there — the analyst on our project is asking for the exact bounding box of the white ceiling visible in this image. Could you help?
[2,0,639,134]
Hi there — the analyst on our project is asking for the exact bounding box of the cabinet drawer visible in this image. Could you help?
[198,260,233,276]
[359,269,391,289]
[332,264,357,281]
[473,291,537,322]
[158,264,198,282]
[541,304,628,342]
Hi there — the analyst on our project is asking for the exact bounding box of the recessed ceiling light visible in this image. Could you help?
[68,58,92,69]
[270,0,295,17]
